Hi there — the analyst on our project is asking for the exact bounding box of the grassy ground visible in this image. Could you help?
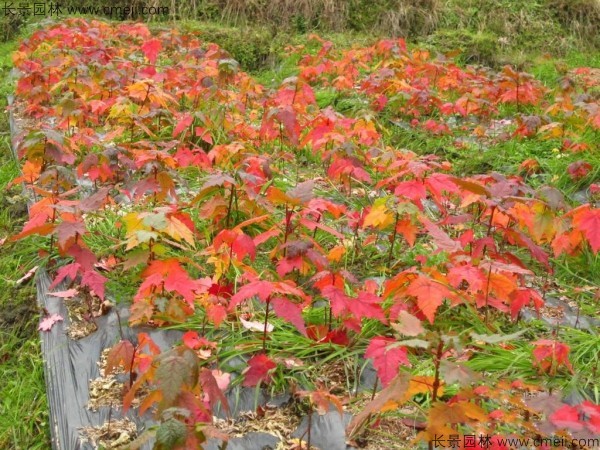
[0,7,599,449]
[0,39,51,450]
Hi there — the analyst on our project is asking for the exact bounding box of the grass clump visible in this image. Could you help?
[0,29,50,449]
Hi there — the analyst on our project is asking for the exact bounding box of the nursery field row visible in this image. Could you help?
[7,18,600,449]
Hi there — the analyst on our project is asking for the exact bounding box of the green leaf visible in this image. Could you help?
[155,348,199,407]
[155,419,186,449]
[143,212,168,230]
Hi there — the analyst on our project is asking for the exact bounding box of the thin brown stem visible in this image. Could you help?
[263,296,271,352]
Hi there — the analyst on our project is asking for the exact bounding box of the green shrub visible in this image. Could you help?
[546,0,600,47]
[180,22,281,71]
[425,29,499,66]
[348,0,442,36]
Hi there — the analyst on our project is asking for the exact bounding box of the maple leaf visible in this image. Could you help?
[420,218,462,253]
[54,219,87,253]
[79,187,110,212]
[266,106,301,144]
[405,275,451,324]
[450,177,491,197]
[49,263,81,289]
[580,401,600,434]
[531,204,556,243]
[243,353,277,387]
[306,325,350,346]
[297,385,344,416]
[439,360,480,386]
[173,112,194,137]
[567,160,592,180]
[271,296,307,335]
[229,279,308,310]
[268,181,315,207]
[533,339,574,374]
[130,299,154,325]
[394,180,427,206]
[137,258,207,306]
[123,208,196,248]
[365,337,411,387]
[105,340,136,375]
[448,264,486,292]
[288,180,315,204]
[346,373,410,439]
[422,400,487,442]
[182,331,207,350]
[363,200,394,229]
[276,255,306,277]
[509,288,544,319]
[38,313,63,331]
[321,286,385,323]
[67,244,98,271]
[230,280,274,307]
[573,207,600,253]
[141,38,162,64]
[550,405,584,431]
[231,233,256,262]
[205,303,228,327]
[395,218,419,247]
[154,347,199,407]
[81,269,107,300]
[405,376,440,400]
[155,418,187,448]
[200,368,230,415]
[391,310,425,337]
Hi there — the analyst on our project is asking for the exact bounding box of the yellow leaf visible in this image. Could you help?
[164,216,195,247]
[402,376,442,402]
[327,245,346,262]
[363,200,394,229]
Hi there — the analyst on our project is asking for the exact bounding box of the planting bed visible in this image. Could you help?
[7,18,600,450]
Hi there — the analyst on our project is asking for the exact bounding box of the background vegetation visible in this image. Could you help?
[0,1,598,448]
[2,0,600,69]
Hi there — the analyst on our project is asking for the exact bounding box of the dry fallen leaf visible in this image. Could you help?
[39,313,64,331]
[16,265,38,285]
[48,288,79,298]
[241,317,274,333]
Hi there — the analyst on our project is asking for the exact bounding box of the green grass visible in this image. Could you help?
[0,330,49,449]
[0,26,51,449]
[0,148,51,449]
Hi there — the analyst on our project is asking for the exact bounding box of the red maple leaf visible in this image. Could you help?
[105,340,135,374]
[365,337,410,387]
[243,353,277,387]
[394,180,427,206]
[509,288,544,320]
[54,219,87,253]
[38,313,63,331]
[550,404,584,431]
[271,296,306,335]
[141,38,161,64]
[405,275,451,323]
[533,339,574,374]
[173,112,193,137]
[229,279,308,310]
[136,258,208,306]
[321,286,385,323]
[49,262,81,289]
[81,269,107,300]
[448,264,486,292]
[575,208,600,253]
